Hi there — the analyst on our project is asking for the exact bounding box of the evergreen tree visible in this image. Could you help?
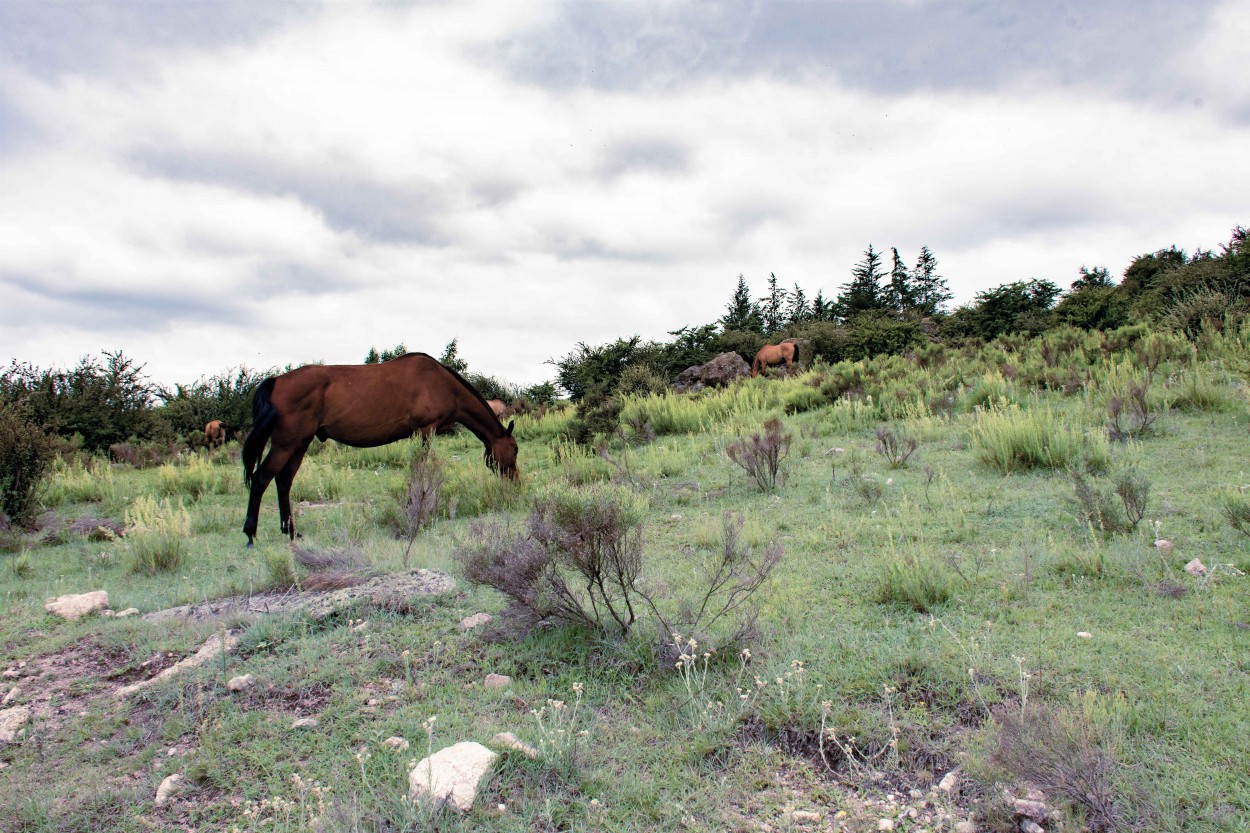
[836,245,887,320]
[438,338,467,373]
[757,272,785,334]
[911,246,951,316]
[1071,265,1113,290]
[720,274,763,332]
[885,247,914,315]
[364,343,406,364]
[810,290,834,322]
[785,283,810,326]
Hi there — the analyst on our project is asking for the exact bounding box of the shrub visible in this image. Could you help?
[0,408,55,527]
[875,426,918,468]
[726,417,792,492]
[456,487,648,638]
[157,453,234,499]
[1220,490,1250,538]
[1071,470,1149,535]
[397,443,443,566]
[42,457,115,506]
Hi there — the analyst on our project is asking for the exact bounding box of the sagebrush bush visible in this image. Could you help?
[0,408,55,527]
[397,443,443,566]
[727,417,791,492]
[973,403,1097,473]
[875,426,918,468]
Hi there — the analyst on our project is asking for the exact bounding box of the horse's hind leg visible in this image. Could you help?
[275,442,311,541]
[243,444,298,546]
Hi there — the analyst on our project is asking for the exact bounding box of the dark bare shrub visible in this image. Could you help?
[1105,378,1158,441]
[399,443,443,567]
[992,701,1140,832]
[1072,469,1150,535]
[727,417,791,492]
[875,426,918,468]
[456,487,646,638]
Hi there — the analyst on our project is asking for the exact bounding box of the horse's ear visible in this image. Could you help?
[505,420,515,436]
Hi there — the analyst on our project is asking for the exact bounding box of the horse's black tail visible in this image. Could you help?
[242,378,278,488]
[792,342,800,365]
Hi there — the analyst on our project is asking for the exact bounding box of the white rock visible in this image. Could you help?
[292,717,319,729]
[382,736,410,751]
[44,590,110,620]
[1,687,19,706]
[115,632,239,699]
[226,674,255,692]
[115,608,139,618]
[458,613,493,632]
[1021,821,1045,833]
[490,731,538,759]
[1077,631,1093,639]
[409,741,498,812]
[877,819,895,832]
[154,773,182,806]
[954,822,976,833]
[0,706,31,743]
[1185,558,1207,577]
[484,673,512,690]
[937,770,959,792]
[791,810,821,823]
[1154,538,1173,552]
[1013,798,1048,819]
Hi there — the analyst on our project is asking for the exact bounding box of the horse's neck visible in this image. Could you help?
[454,398,503,446]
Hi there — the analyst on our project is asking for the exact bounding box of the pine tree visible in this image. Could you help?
[757,272,785,334]
[911,246,951,316]
[364,343,406,364]
[836,245,887,320]
[811,290,834,321]
[785,283,810,326]
[885,247,915,316]
[720,274,763,332]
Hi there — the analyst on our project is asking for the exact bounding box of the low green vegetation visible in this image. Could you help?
[1,320,1248,832]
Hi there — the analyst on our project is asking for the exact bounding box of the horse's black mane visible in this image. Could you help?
[398,352,500,421]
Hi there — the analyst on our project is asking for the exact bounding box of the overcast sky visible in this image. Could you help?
[1,0,1246,390]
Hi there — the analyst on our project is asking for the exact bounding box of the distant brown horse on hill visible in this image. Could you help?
[204,420,227,447]
[241,353,518,546]
[751,341,800,377]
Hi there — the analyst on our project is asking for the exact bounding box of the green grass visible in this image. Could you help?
[2,341,1249,831]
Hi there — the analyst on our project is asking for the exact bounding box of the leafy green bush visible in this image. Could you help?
[0,408,55,527]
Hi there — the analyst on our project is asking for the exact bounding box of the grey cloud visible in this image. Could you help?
[0,1,318,79]
[489,1,1224,109]
[597,138,691,180]
[0,90,38,152]
[133,149,452,246]
[0,271,253,332]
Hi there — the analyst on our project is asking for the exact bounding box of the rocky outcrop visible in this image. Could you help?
[45,591,110,620]
[673,352,751,393]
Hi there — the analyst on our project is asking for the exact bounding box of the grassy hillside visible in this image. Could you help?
[2,324,1249,832]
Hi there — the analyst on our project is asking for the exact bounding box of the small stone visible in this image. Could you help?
[906,807,918,819]
[292,717,318,730]
[1077,631,1093,639]
[1185,558,1207,577]
[154,773,181,806]
[909,789,924,800]
[44,590,110,620]
[1013,798,1048,820]
[937,770,959,793]
[491,731,538,759]
[382,736,410,751]
[484,673,512,690]
[1021,821,1045,833]
[226,674,255,692]
[1154,539,1173,552]
[458,613,493,632]
[954,822,976,833]
[878,820,895,831]
[791,810,821,823]
[1,687,19,706]
[115,608,139,618]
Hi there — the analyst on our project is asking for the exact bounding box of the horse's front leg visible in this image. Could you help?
[275,443,311,541]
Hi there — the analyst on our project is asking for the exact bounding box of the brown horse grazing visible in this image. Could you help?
[751,341,800,377]
[204,420,227,447]
[241,353,518,546]
[486,399,509,419]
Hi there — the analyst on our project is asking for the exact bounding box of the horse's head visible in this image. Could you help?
[486,420,520,479]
